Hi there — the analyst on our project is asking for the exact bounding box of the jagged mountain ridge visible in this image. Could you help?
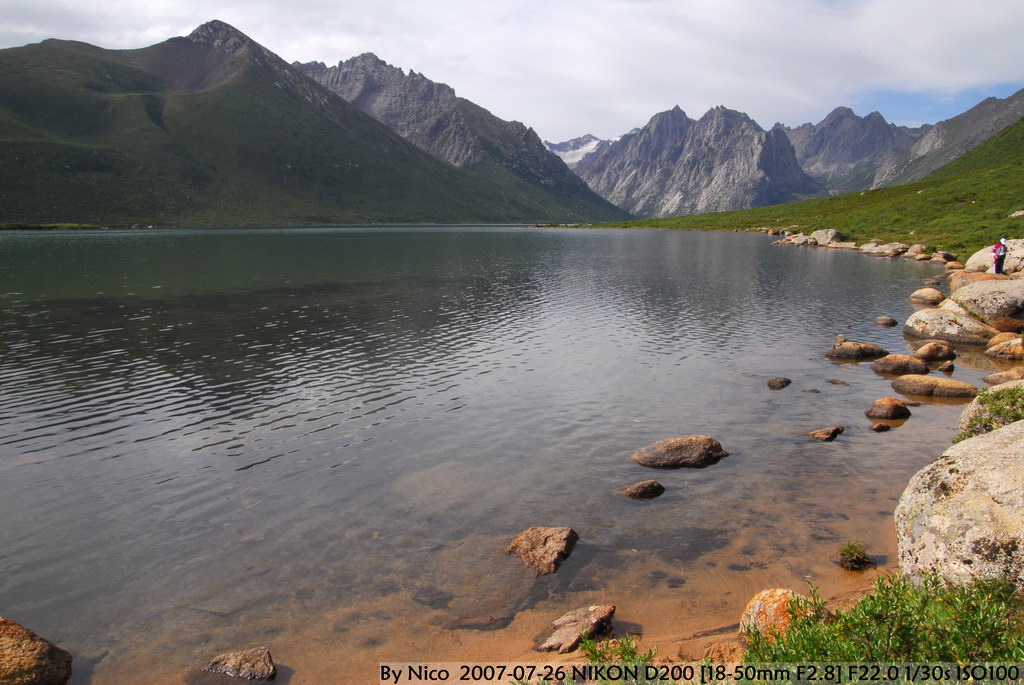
[871,87,1024,188]
[0,21,630,225]
[295,54,630,221]
[578,105,822,218]
[781,107,930,193]
[544,134,614,173]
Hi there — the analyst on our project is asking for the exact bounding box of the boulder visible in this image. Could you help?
[623,480,665,500]
[892,374,978,399]
[874,316,898,326]
[767,377,791,390]
[862,242,909,256]
[934,251,957,262]
[505,526,579,575]
[870,354,929,376]
[945,261,965,271]
[806,426,844,441]
[912,341,956,361]
[914,253,933,261]
[907,243,928,255]
[903,309,1000,345]
[203,647,275,681]
[823,341,888,360]
[787,234,811,246]
[986,338,1024,360]
[984,368,1024,385]
[809,229,841,245]
[865,397,911,420]
[630,436,729,469]
[536,605,615,653]
[948,280,1024,330]
[895,420,1024,590]
[965,238,1024,273]
[938,298,972,316]
[949,271,1012,293]
[739,589,802,640]
[909,288,944,305]
[858,242,879,253]
[0,617,72,685]
[987,332,1021,348]
[957,380,1024,439]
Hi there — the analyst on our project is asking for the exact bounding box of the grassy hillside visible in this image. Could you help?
[0,31,626,226]
[606,116,1024,257]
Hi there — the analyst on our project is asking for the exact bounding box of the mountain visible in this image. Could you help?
[781,107,930,193]
[617,113,1024,255]
[295,54,630,222]
[0,22,627,226]
[544,134,614,172]
[871,88,1024,188]
[577,105,823,218]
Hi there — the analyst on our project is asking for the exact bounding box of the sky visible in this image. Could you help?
[3,0,1024,142]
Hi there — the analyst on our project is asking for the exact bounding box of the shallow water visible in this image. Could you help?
[0,227,1000,682]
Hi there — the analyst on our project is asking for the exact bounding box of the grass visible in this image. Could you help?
[744,575,1024,663]
[838,540,872,571]
[602,116,1024,257]
[953,384,1024,443]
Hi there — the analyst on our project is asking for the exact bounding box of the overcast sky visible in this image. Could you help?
[3,0,1024,142]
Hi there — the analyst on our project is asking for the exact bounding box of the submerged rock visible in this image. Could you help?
[536,605,615,653]
[806,425,844,441]
[505,526,579,575]
[767,377,792,390]
[870,354,929,376]
[823,341,888,360]
[203,647,275,681]
[903,309,999,345]
[891,374,978,399]
[623,480,665,500]
[630,436,729,469]
[895,420,1024,590]
[826,379,850,386]
[0,617,72,685]
[874,316,898,326]
[870,423,891,432]
[865,397,911,420]
[912,341,956,361]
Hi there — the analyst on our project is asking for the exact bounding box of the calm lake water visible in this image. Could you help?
[0,227,1000,682]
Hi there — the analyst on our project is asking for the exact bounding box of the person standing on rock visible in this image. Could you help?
[993,238,1008,274]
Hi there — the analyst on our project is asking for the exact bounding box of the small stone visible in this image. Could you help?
[802,388,821,393]
[865,397,911,420]
[835,334,847,343]
[870,354,929,376]
[203,647,275,681]
[536,605,615,653]
[824,342,888,360]
[826,379,850,386]
[912,341,956,361]
[630,436,729,469]
[806,425,844,441]
[623,480,665,500]
[506,526,579,575]
[870,423,891,432]
[0,617,72,685]
[874,316,898,326]
[767,377,791,390]
[937,360,955,373]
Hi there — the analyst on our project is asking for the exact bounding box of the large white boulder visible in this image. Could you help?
[903,308,999,345]
[964,238,1024,273]
[948,279,1024,331]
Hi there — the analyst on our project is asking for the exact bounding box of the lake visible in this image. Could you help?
[0,227,994,682]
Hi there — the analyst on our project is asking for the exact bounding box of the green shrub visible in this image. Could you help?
[953,385,1024,443]
[838,540,872,571]
[744,574,1024,663]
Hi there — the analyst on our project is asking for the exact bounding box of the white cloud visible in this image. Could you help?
[2,0,1023,141]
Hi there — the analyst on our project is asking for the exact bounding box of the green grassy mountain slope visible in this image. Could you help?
[0,22,626,226]
[608,115,1024,256]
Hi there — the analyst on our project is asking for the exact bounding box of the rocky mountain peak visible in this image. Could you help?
[187,20,257,54]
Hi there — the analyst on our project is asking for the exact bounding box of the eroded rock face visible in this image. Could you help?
[630,436,729,469]
[895,420,1024,590]
[949,280,1024,330]
[903,309,999,345]
[870,354,929,376]
[0,617,72,685]
[909,287,944,305]
[891,374,978,399]
[865,397,911,420]
[739,589,801,640]
[536,605,615,653]
[505,526,579,575]
[806,426,844,441]
[623,480,665,500]
[823,341,888,360]
[912,341,956,361]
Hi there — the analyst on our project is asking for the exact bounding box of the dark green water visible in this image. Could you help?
[0,227,992,682]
